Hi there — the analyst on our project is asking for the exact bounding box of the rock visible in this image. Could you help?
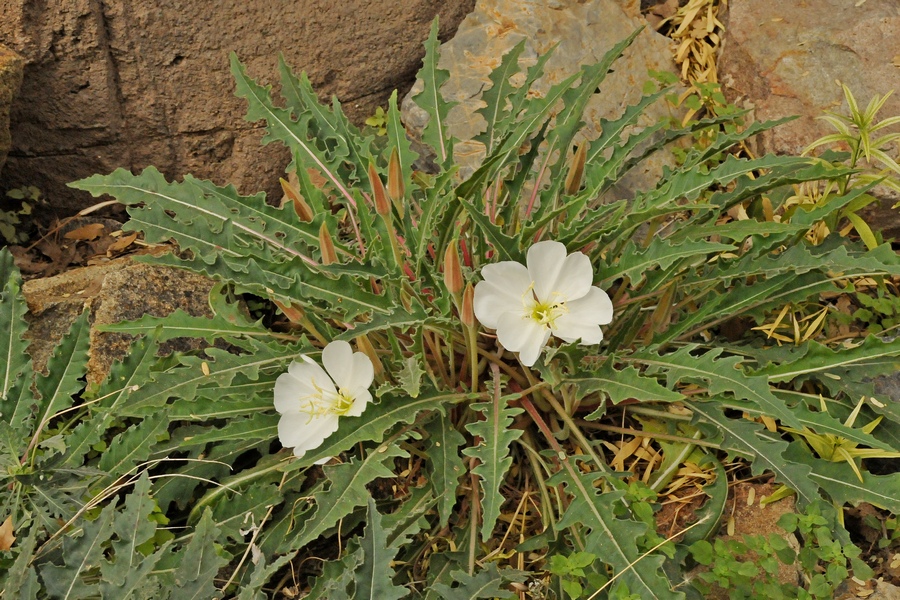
[401,0,680,198]
[0,0,475,217]
[23,255,215,385]
[718,1,900,233]
[0,43,23,176]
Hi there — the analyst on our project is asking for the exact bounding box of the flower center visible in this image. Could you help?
[301,378,356,417]
[524,286,567,329]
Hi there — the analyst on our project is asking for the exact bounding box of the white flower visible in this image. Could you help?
[274,340,374,462]
[473,240,614,367]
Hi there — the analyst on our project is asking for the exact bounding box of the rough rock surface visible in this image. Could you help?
[0,0,474,216]
[23,256,214,385]
[718,0,900,232]
[0,43,23,176]
[401,0,679,198]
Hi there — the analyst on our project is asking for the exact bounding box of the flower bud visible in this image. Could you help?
[319,222,337,265]
[367,162,391,217]
[564,141,588,196]
[443,240,464,297]
[461,283,475,328]
[280,177,314,222]
[387,147,405,216]
[275,300,305,324]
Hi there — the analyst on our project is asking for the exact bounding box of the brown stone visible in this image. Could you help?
[0,43,23,176]
[401,0,681,198]
[0,1,474,217]
[718,1,900,234]
[23,255,215,385]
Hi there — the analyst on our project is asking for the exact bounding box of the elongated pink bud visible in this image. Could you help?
[280,177,314,222]
[444,240,464,296]
[319,222,337,265]
[367,162,391,216]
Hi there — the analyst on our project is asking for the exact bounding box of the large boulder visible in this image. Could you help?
[401,0,680,198]
[718,1,900,233]
[23,256,215,385]
[0,0,474,216]
[0,43,23,176]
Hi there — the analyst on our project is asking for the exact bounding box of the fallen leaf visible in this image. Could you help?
[106,231,138,255]
[64,223,105,241]
[0,516,15,550]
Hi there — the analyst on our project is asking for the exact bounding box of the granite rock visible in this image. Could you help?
[718,0,900,234]
[401,0,680,198]
[23,256,215,385]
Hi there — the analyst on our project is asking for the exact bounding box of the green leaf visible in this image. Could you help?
[0,247,33,428]
[235,552,297,600]
[632,346,803,430]
[4,526,41,599]
[287,444,407,551]
[474,39,528,154]
[550,462,680,599]
[784,442,900,512]
[120,339,292,416]
[398,355,426,398]
[759,335,900,383]
[463,391,524,541]
[183,413,279,446]
[690,402,819,505]
[98,412,169,480]
[430,563,527,600]
[424,412,465,527]
[413,18,455,166]
[31,309,90,444]
[62,332,161,468]
[599,238,735,284]
[166,509,229,600]
[278,55,371,189]
[100,473,169,599]
[538,352,683,410]
[40,500,117,599]
[230,53,359,210]
[351,497,408,600]
[298,388,473,467]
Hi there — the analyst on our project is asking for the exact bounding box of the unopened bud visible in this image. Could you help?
[443,240,464,296]
[461,283,475,328]
[564,141,588,196]
[319,222,337,265]
[274,300,305,324]
[280,177,314,222]
[355,334,384,377]
[367,162,391,216]
[387,147,405,216]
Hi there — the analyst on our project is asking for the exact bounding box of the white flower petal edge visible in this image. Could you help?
[274,340,375,460]
[473,240,614,366]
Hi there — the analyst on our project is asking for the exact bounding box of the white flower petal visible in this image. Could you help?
[278,411,340,457]
[474,260,532,328]
[528,241,593,301]
[322,340,374,398]
[275,361,335,414]
[288,360,337,396]
[496,311,551,367]
[346,389,372,417]
[526,241,567,300]
[552,287,614,343]
[321,340,354,389]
